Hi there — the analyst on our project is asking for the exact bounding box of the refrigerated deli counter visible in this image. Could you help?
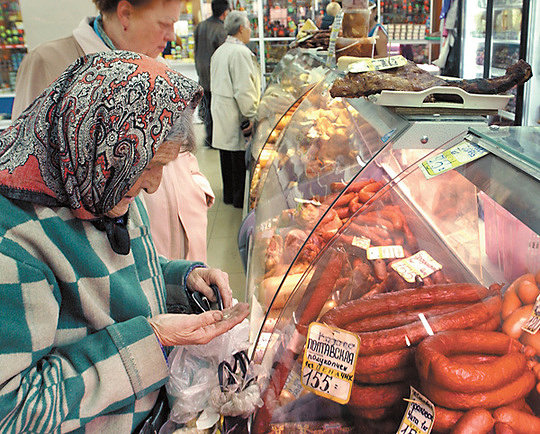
[244,73,540,432]
[249,49,329,211]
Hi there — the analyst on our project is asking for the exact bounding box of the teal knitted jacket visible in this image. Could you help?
[0,195,202,432]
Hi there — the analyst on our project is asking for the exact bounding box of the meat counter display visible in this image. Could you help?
[246,73,409,336]
[248,125,540,433]
[249,49,328,210]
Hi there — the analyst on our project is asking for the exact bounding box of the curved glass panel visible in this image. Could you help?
[247,74,408,344]
[250,126,540,433]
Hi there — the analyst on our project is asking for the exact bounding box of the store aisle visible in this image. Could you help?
[194,124,247,302]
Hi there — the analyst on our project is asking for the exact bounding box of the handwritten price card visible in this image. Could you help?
[398,387,435,434]
[419,139,488,180]
[301,322,360,404]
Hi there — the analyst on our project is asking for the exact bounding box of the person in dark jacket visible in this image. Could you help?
[320,1,341,30]
[194,0,230,148]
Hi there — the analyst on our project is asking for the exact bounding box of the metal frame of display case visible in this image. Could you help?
[249,123,539,433]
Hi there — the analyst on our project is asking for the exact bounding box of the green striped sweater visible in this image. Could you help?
[0,195,201,432]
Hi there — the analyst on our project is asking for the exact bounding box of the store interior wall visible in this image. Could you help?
[20,0,97,50]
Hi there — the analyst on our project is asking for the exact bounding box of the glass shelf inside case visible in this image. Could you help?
[249,124,540,434]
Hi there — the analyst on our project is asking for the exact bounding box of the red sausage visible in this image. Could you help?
[355,347,415,375]
[450,408,494,434]
[321,283,499,328]
[416,331,527,393]
[348,382,408,409]
[494,422,517,434]
[493,407,540,434]
[354,366,415,384]
[335,192,357,207]
[353,295,502,356]
[350,406,391,420]
[346,303,470,333]
[422,370,535,410]
[434,405,463,433]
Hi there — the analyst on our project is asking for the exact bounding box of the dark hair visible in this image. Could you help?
[211,0,230,18]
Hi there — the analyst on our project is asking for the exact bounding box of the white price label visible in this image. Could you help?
[301,322,360,404]
[391,251,442,283]
[419,140,488,180]
[522,294,540,335]
[367,245,405,260]
[397,387,435,434]
[352,235,371,250]
[348,55,408,73]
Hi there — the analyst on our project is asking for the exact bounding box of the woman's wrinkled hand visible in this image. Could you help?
[187,267,233,308]
[148,303,250,346]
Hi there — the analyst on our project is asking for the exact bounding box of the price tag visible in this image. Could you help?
[352,235,371,250]
[522,294,540,335]
[326,11,344,67]
[397,387,435,434]
[301,322,360,404]
[348,55,408,73]
[419,139,488,180]
[294,197,322,206]
[391,251,442,283]
[366,245,405,260]
[283,369,304,399]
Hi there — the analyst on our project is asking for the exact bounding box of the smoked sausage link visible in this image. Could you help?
[493,407,540,434]
[320,283,498,328]
[449,408,494,434]
[422,370,535,410]
[416,331,527,393]
[354,295,502,356]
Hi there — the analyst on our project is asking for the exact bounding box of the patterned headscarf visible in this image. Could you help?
[0,51,202,220]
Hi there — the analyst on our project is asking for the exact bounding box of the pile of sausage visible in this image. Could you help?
[417,330,538,433]
[319,283,505,424]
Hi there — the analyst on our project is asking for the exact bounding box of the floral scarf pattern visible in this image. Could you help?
[0,51,202,220]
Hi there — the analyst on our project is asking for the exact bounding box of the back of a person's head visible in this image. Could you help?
[93,0,179,14]
[326,2,341,17]
[224,10,248,36]
[212,0,230,17]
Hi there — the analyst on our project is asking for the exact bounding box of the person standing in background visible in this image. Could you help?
[194,0,230,148]
[12,0,215,262]
[210,11,260,209]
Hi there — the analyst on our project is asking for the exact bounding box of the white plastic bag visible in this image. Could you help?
[166,317,250,425]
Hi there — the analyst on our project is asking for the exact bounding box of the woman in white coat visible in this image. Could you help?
[210,10,261,208]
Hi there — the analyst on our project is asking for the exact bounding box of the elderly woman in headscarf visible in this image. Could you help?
[0,51,248,433]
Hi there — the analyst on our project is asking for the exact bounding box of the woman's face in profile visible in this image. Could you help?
[106,140,181,218]
[126,0,182,58]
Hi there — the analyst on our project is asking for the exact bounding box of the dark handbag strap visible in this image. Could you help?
[135,387,170,434]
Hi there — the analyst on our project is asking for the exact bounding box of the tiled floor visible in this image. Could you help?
[193,124,247,302]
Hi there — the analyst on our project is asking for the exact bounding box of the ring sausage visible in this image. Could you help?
[350,406,391,420]
[416,331,527,393]
[354,295,502,356]
[494,422,517,434]
[421,370,535,410]
[450,408,494,434]
[321,283,499,328]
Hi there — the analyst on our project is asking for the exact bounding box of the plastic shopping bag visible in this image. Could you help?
[165,317,250,426]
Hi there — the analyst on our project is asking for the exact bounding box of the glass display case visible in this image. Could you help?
[246,74,410,340]
[249,49,328,210]
[248,123,540,433]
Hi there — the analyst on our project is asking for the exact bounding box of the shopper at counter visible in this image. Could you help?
[12,0,214,262]
[210,10,261,208]
[0,51,249,432]
[194,0,230,149]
